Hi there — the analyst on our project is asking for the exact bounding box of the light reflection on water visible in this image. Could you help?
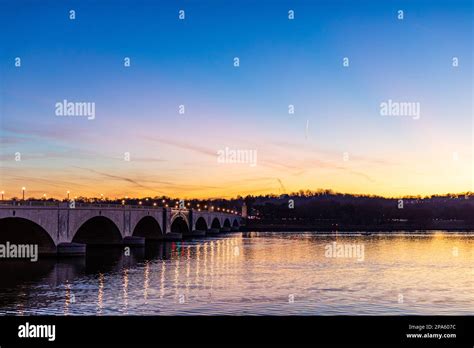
[0,232,472,315]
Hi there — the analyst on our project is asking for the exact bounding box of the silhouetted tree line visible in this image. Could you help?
[238,191,474,227]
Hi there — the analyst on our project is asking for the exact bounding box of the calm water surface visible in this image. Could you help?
[0,232,473,315]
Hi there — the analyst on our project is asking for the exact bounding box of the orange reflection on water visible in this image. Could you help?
[143,261,150,303]
[97,272,104,315]
[122,268,128,313]
[64,281,71,316]
[160,261,166,300]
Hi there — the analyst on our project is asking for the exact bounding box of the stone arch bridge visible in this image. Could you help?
[0,202,242,256]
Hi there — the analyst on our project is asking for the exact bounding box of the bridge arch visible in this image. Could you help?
[132,216,163,240]
[232,218,239,227]
[195,217,208,231]
[223,218,231,228]
[171,214,190,234]
[211,217,221,229]
[0,217,56,254]
[72,216,122,245]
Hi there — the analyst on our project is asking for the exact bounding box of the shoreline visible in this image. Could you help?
[241,225,474,233]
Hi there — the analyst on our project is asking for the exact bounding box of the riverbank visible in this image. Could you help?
[242,222,474,232]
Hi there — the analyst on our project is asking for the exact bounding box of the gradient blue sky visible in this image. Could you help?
[0,0,472,198]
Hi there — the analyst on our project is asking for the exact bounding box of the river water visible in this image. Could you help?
[0,232,472,315]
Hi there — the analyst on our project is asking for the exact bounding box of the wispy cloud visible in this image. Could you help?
[143,137,216,157]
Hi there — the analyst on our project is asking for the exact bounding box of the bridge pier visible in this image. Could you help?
[123,236,145,246]
[164,232,182,241]
[192,230,206,237]
[208,228,220,235]
[57,242,86,256]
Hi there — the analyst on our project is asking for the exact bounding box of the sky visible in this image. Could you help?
[0,0,472,199]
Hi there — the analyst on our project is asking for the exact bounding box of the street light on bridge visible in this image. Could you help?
[1,191,4,201]
[67,190,70,200]
[22,187,26,201]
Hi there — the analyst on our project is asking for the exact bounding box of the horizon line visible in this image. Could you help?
[3,189,473,201]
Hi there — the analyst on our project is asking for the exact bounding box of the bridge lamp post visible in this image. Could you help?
[100,194,104,201]
[43,193,47,200]
[67,190,70,200]
[22,187,26,201]
[1,191,4,201]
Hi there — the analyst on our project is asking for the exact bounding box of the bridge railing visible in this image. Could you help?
[0,201,162,209]
[0,200,59,207]
[0,201,241,215]
[75,203,163,209]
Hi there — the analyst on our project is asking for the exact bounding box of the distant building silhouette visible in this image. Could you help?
[242,202,248,218]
